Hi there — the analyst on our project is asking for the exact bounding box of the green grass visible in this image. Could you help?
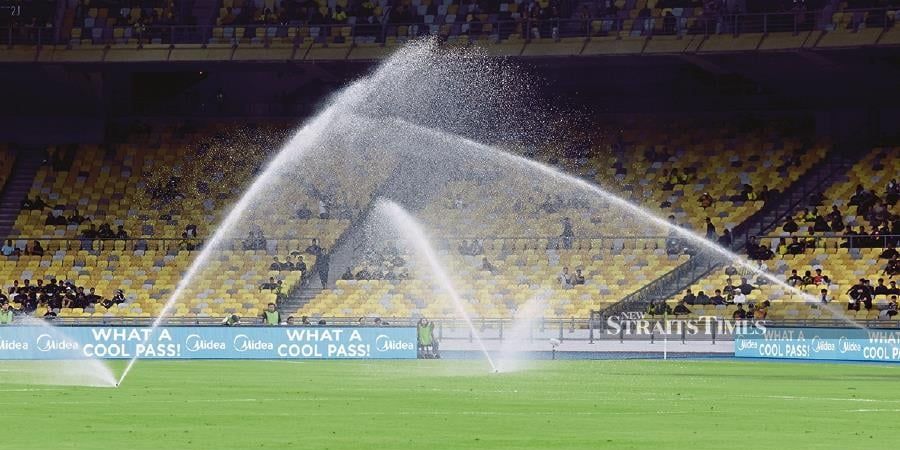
[3,359,900,449]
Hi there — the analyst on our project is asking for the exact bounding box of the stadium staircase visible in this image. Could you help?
[600,145,867,318]
[0,149,45,239]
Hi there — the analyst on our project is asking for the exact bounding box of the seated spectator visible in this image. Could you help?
[879,246,899,260]
[753,303,768,320]
[573,268,586,285]
[1,240,16,257]
[0,303,13,324]
[682,289,696,305]
[818,288,832,304]
[812,214,830,232]
[733,291,748,305]
[723,279,736,301]
[889,281,900,295]
[270,257,284,271]
[732,304,747,319]
[787,237,805,255]
[28,240,44,257]
[695,290,710,305]
[738,277,755,295]
[883,256,900,278]
[782,217,799,234]
[813,268,830,285]
[294,256,307,273]
[710,289,726,305]
[222,314,241,326]
[340,267,354,280]
[883,296,898,318]
[673,300,691,316]
[68,209,86,225]
[697,192,714,209]
[874,278,890,297]
[260,277,278,291]
[115,225,128,239]
[558,266,573,289]
[847,279,873,310]
[801,270,814,286]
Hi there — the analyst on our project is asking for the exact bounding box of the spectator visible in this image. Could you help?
[270,257,284,271]
[813,268,830,285]
[294,256,307,273]
[883,256,900,278]
[889,281,900,296]
[222,314,241,326]
[115,225,128,239]
[481,257,497,274]
[0,303,13,324]
[733,291,748,305]
[705,217,717,240]
[1,240,16,256]
[695,290,710,305]
[732,304,747,319]
[884,296,898,318]
[782,217,799,233]
[698,192,714,209]
[801,270,814,286]
[874,278,890,297]
[682,289,696,305]
[723,278,736,301]
[847,279,872,310]
[812,214,830,232]
[673,300,691,316]
[560,217,574,249]
[341,267,354,280]
[305,238,322,256]
[879,246,899,260]
[68,209,86,225]
[753,303,768,320]
[260,277,278,291]
[29,240,44,257]
[558,266,573,289]
[317,248,330,287]
[738,277,755,295]
[719,228,733,248]
[573,268,586,285]
[260,303,281,326]
[818,288,831,304]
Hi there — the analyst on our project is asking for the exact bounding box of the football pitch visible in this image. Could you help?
[3,358,899,449]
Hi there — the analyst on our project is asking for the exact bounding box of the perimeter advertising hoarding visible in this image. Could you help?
[0,326,418,360]
[735,327,900,362]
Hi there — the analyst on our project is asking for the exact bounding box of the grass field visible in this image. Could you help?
[3,359,899,449]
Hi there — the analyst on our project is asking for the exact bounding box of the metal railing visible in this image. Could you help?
[3,236,322,254]
[22,315,900,340]
[1,8,896,47]
[754,233,900,251]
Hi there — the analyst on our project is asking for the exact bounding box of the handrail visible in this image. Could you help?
[753,233,900,250]
[1,7,896,46]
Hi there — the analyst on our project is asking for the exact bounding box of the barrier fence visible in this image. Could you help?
[0,325,418,360]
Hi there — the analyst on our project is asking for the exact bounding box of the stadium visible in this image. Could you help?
[2,0,900,448]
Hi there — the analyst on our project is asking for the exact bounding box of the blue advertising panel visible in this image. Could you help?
[0,326,418,360]
[735,327,900,362]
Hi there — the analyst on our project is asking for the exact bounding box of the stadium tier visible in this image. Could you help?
[0,117,846,322]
